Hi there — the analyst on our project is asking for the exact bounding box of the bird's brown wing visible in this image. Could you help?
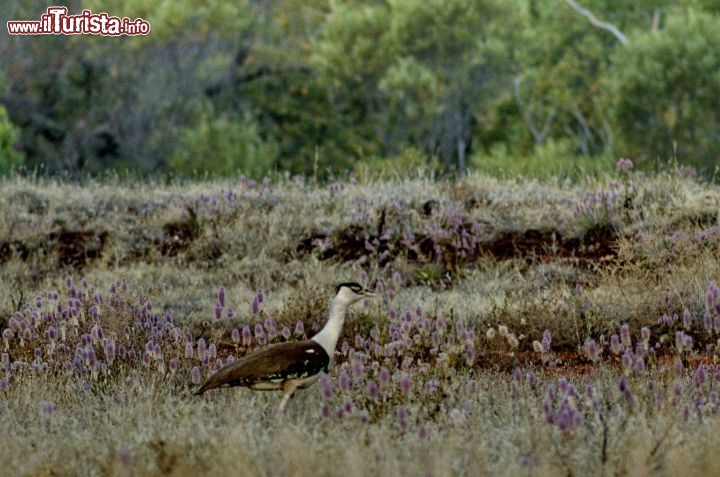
[195,339,330,394]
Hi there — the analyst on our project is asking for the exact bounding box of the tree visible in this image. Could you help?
[606,7,720,170]
[0,104,24,175]
[312,0,513,171]
[504,0,633,157]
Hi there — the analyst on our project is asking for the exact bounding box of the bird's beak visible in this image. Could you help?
[363,289,376,297]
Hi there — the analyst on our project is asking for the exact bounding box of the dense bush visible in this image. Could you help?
[170,113,279,178]
[2,1,719,179]
[607,8,720,172]
[0,104,24,175]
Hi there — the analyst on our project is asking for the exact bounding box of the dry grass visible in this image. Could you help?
[1,168,719,476]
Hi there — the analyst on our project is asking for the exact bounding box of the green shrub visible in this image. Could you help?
[471,138,614,180]
[170,113,279,178]
[0,104,24,175]
[606,8,720,172]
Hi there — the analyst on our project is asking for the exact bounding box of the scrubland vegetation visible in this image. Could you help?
[3,2,720,475]
[4,1,720,178]
[1,162,719,476]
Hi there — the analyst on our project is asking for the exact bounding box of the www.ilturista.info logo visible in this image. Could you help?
[7,6,150,36]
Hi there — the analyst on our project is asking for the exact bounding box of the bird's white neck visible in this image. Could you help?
[311,299,351,361]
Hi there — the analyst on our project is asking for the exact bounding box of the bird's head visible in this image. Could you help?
[333,282,375,306]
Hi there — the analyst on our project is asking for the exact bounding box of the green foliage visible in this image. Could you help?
[236,53,370,177]
[471,139,614,180]
[607,7,720,171]
[504,1,629,157]
[0,104,24,175]
[312,0,512,169]
[170,113,279,178]
[4,0,720,180]
[355,146,438,181]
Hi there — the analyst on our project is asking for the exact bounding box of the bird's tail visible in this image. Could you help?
[194,367,230,395]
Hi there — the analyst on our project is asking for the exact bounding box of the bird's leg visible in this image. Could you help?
[278,381,299,413]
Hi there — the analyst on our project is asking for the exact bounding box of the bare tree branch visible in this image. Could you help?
[652,10,660,33]
[513,76,556,144]
[564,0,628,45]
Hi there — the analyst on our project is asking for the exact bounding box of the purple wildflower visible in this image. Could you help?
[675,331,686,352]
[191,366,201,384]
[104,339,116,364]
[513,367,523,381]
[379,367,391,391]
[242,325,252,346]
[616,158,633,173]
[585,339,600,362]
[526,372,538,388]
[633,356,645,373]
[556,399,583,431]
[218,286,226,307]
[704,312,713,332]
[682,308,692,330]
[621,350,633,372]
[254,324,265,345]
[40,401,55,418]
[400,373,412,396]
[366,381,379,400]
[706,282,719,312]
[541,330,552,352]
[620,324,631,348]
[351,359,365,379]
[640,327,650,346]
[320,374,333,398]
[396,405,408,428]
[339,370,352,391]
[610,334,622,355]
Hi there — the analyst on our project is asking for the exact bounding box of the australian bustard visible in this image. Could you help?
[195,283,375,412]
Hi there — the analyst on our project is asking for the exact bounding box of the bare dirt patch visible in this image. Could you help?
[48,227,110,267]
[296,222,618,268]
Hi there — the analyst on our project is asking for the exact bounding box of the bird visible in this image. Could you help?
[194,282,375,412]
